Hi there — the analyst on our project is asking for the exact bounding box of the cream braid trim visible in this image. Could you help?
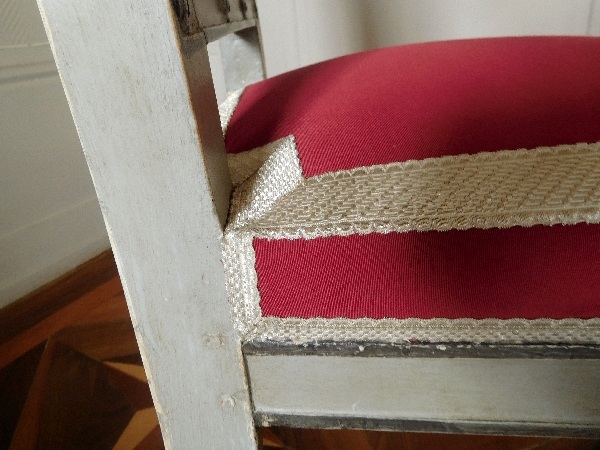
[220,114,600,344]
[228,140,600,239]
[219,87,245,135]
[221,229,600,345]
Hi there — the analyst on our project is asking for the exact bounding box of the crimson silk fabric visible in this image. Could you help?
[226,37,600,321]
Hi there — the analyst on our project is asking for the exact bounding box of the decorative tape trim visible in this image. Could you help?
[223,227,600,345]
[226,136,300,189]
[222,231,261,336]
[229,136,303,229]
[220,88,291,187]
[228,140,600,239]
[223,137,600,345]
[219,87,244,135]
[249,317,600,345]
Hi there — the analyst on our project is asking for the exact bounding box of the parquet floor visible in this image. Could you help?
[0,251,598,450]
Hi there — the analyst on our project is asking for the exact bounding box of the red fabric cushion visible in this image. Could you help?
[255,225,600,320]
[227,36,600,177]
[226,37,600,321]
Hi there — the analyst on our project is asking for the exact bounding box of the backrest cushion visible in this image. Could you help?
[227,36,600,176]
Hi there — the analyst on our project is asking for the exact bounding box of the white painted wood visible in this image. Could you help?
[36,0,256,448]
[248,355,600,428]
[589,0,600,35]
[207,41,227,104]
[219,27,266,93]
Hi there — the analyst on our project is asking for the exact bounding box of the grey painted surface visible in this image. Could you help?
[248,355,600,428]
[36,0,256,447]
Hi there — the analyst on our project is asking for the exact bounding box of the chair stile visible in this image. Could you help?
[36,0,600,448]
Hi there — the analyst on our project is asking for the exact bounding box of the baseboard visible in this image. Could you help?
[0,250,118,346]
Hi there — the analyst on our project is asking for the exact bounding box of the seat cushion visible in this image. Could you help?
[222,36,600,345]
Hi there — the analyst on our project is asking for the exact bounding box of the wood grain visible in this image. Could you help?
[32,341,134,449]
[10,338,58,449]
[0,342,45,449]
[112,408,160,450]
[54,321,140,362]
[36,0,257,447]
[0,277,123,369]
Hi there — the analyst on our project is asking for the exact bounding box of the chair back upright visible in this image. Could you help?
[36,0,264,448]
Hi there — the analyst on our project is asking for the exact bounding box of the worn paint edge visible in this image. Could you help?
[242,340,600,359]
[254,413,600,438]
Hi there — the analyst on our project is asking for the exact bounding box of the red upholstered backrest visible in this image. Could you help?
[226,36,600,177]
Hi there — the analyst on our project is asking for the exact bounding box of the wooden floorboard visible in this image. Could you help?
[0,253,599,449]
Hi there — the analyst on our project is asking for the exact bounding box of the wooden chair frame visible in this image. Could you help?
[36,0,600,448]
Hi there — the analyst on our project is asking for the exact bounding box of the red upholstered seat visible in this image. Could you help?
[223,37,600,338]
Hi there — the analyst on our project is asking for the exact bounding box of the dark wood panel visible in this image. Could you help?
[0,277,125,370]
[104,364,155,410]
[23,340,133,450]
[134,425,165,450]
[54,320,139,362]
[0,342,46,449]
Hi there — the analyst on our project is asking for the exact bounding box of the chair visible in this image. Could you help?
[36,0,600,448]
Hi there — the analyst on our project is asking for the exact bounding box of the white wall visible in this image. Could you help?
[1,0,599,308]
[257,0,600,78]
[0,0,110,308]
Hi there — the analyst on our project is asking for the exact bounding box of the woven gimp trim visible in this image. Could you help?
[222,227,600,344]
[228,140,600,239]
[219,88,244,135]
[222,135,600,345]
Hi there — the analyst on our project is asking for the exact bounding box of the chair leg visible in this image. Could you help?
[35,0,257,447]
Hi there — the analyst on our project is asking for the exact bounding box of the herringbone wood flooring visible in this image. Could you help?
[0,251,598,450]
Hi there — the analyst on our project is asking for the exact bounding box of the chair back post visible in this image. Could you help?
[36,0,261,448]
[218,26,266,92]
[174,0,266,93]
